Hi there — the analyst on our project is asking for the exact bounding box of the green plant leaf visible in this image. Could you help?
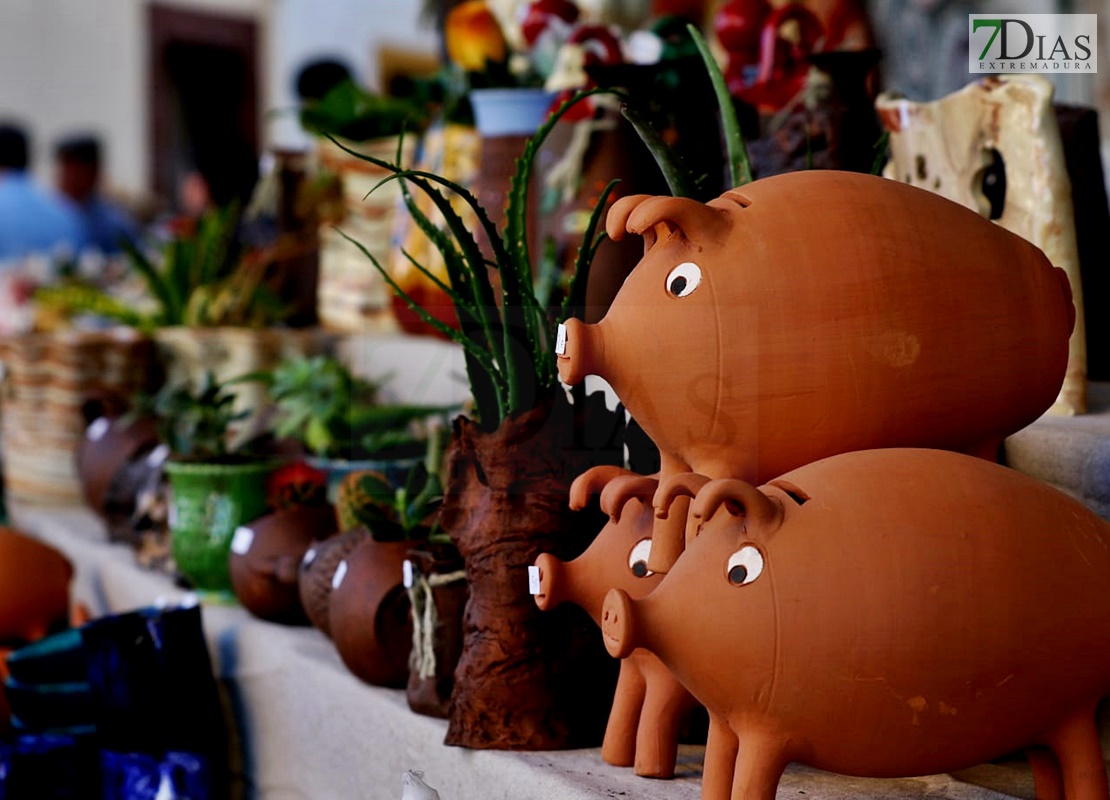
[619,103,701,199]
[687,23,752,187]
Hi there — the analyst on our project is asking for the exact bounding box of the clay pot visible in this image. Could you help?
[405,542,467,718]
[557,171,1075,571]
[77,410,160,516]
[297,526,373,636]
[329,537,419,688]
[0,528,72,644]
[440,391,622,750]
[228,505,338,624]
[602,448,1110,800]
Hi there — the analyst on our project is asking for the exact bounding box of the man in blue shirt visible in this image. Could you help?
[0,122,85,264]
[55,134,138,255]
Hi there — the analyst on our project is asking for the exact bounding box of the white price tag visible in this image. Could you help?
[230,526,254,556]
[146,443,170,467]
[403,559,414,589]
[302,547,317,567]
[331,560,349,590]
[527,565,541,596]
[86,417,110,441]
[554,323,568,356]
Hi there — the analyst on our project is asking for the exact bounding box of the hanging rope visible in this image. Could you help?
[408,569,467,680]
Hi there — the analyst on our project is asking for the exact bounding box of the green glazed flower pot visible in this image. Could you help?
[165,460,277,593]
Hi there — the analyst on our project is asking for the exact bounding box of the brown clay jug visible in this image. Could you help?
[603,448,1110,800]
[228,505,338,624]
[297,526,373,637]
[329,537,419,688]
[0,528,73,644]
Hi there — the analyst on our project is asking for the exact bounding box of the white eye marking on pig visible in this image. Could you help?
[726,545,764,586]
[629,538,654,578]
[666,262,702,298]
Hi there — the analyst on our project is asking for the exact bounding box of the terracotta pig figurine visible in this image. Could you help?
[0,527,73,644]
[601,448,1110,800]
[556,170,1074,571]
[531,465,699,778]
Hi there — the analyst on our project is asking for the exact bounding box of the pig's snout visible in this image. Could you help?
[601,588,638,659]
[531,553,564,612]
[556,318,603,386]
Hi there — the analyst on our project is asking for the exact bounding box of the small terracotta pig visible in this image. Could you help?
[557,171,1074,571]
[602,448,1110,800]
[531,465,699,778]
[0,527,73,644]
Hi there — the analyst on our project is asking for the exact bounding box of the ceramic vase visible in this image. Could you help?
[228,505,338,624]
[404,542,467,718]
[297,526,373,636]
[0,528,72,644]
[329,537,418,688]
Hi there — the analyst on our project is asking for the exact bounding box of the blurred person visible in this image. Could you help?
[54,134,138,255]
[0,122,85,264]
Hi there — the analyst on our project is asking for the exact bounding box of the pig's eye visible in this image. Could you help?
[726,545,764,586]
[628,538,654,578]
[665,262,701,298]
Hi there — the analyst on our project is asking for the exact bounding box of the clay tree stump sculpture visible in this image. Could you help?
[556,170,1075,573]
[530,464,700,778]
[602,448,1110,800]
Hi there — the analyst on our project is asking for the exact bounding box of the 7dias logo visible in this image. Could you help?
[969,14,1097,73]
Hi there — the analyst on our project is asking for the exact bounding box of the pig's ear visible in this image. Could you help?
[691,479,783,533]
[568,465,636,511]
[606,194,731,248]
[653,472,712,520]
[600,475,659,520]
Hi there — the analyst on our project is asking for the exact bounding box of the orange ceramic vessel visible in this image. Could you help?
[532,466,698,778]
[602,449,1110,800]
[0,528,73,643]
[557,171,1074,569]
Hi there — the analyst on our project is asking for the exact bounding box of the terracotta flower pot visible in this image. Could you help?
[329,537,420,688]
[440,391,622,750]
[0,528,72,644]
[404,542,467,718]
[228,505,338,624]
[297,526,373,636]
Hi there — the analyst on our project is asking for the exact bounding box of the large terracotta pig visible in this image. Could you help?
[556,170,1074,570]
[601,448,1110,800]
[531,465,699,778]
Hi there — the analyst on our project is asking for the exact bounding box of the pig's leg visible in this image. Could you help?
[729,730,788,800]
[702,713,738,800]
[633,670,688,777]
[1046,707,1109,800]
[1025,746,1064,800]
[601,659,646,768]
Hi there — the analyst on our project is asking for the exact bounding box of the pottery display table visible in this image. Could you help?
[9,502,1033,800]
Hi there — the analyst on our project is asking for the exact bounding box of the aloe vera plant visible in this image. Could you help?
[333,89,616,430]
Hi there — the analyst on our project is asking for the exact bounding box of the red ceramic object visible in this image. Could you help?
[329,537,417,688]
[557,171,1075,571]
[602,449,1110,800]
[533,465,699,778]
[229,505,338,624]
[0,528,72,644]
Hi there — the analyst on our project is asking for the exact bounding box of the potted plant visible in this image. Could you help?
[256,354,456,495]
[152,372,281,595]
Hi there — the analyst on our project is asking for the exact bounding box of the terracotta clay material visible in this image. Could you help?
[329,537,418,688]
[77,413,160,517]
[297,526,373,637]
[557,170,1074,570]
[228,505,338,624]
[602,448,1110,800]
[0,528,73,644]
[405,542,468,718]
[532,465,699,777]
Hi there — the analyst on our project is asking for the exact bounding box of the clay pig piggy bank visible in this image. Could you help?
[602,448,1110,800]
[557,171,1074,569]
[531,465,699,778]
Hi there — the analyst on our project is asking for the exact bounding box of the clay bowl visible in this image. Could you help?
[297,527,373,636]
[76,414,160,516]
[0,528,73,644]
[329,537,418,688]
[229,505,338,624]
